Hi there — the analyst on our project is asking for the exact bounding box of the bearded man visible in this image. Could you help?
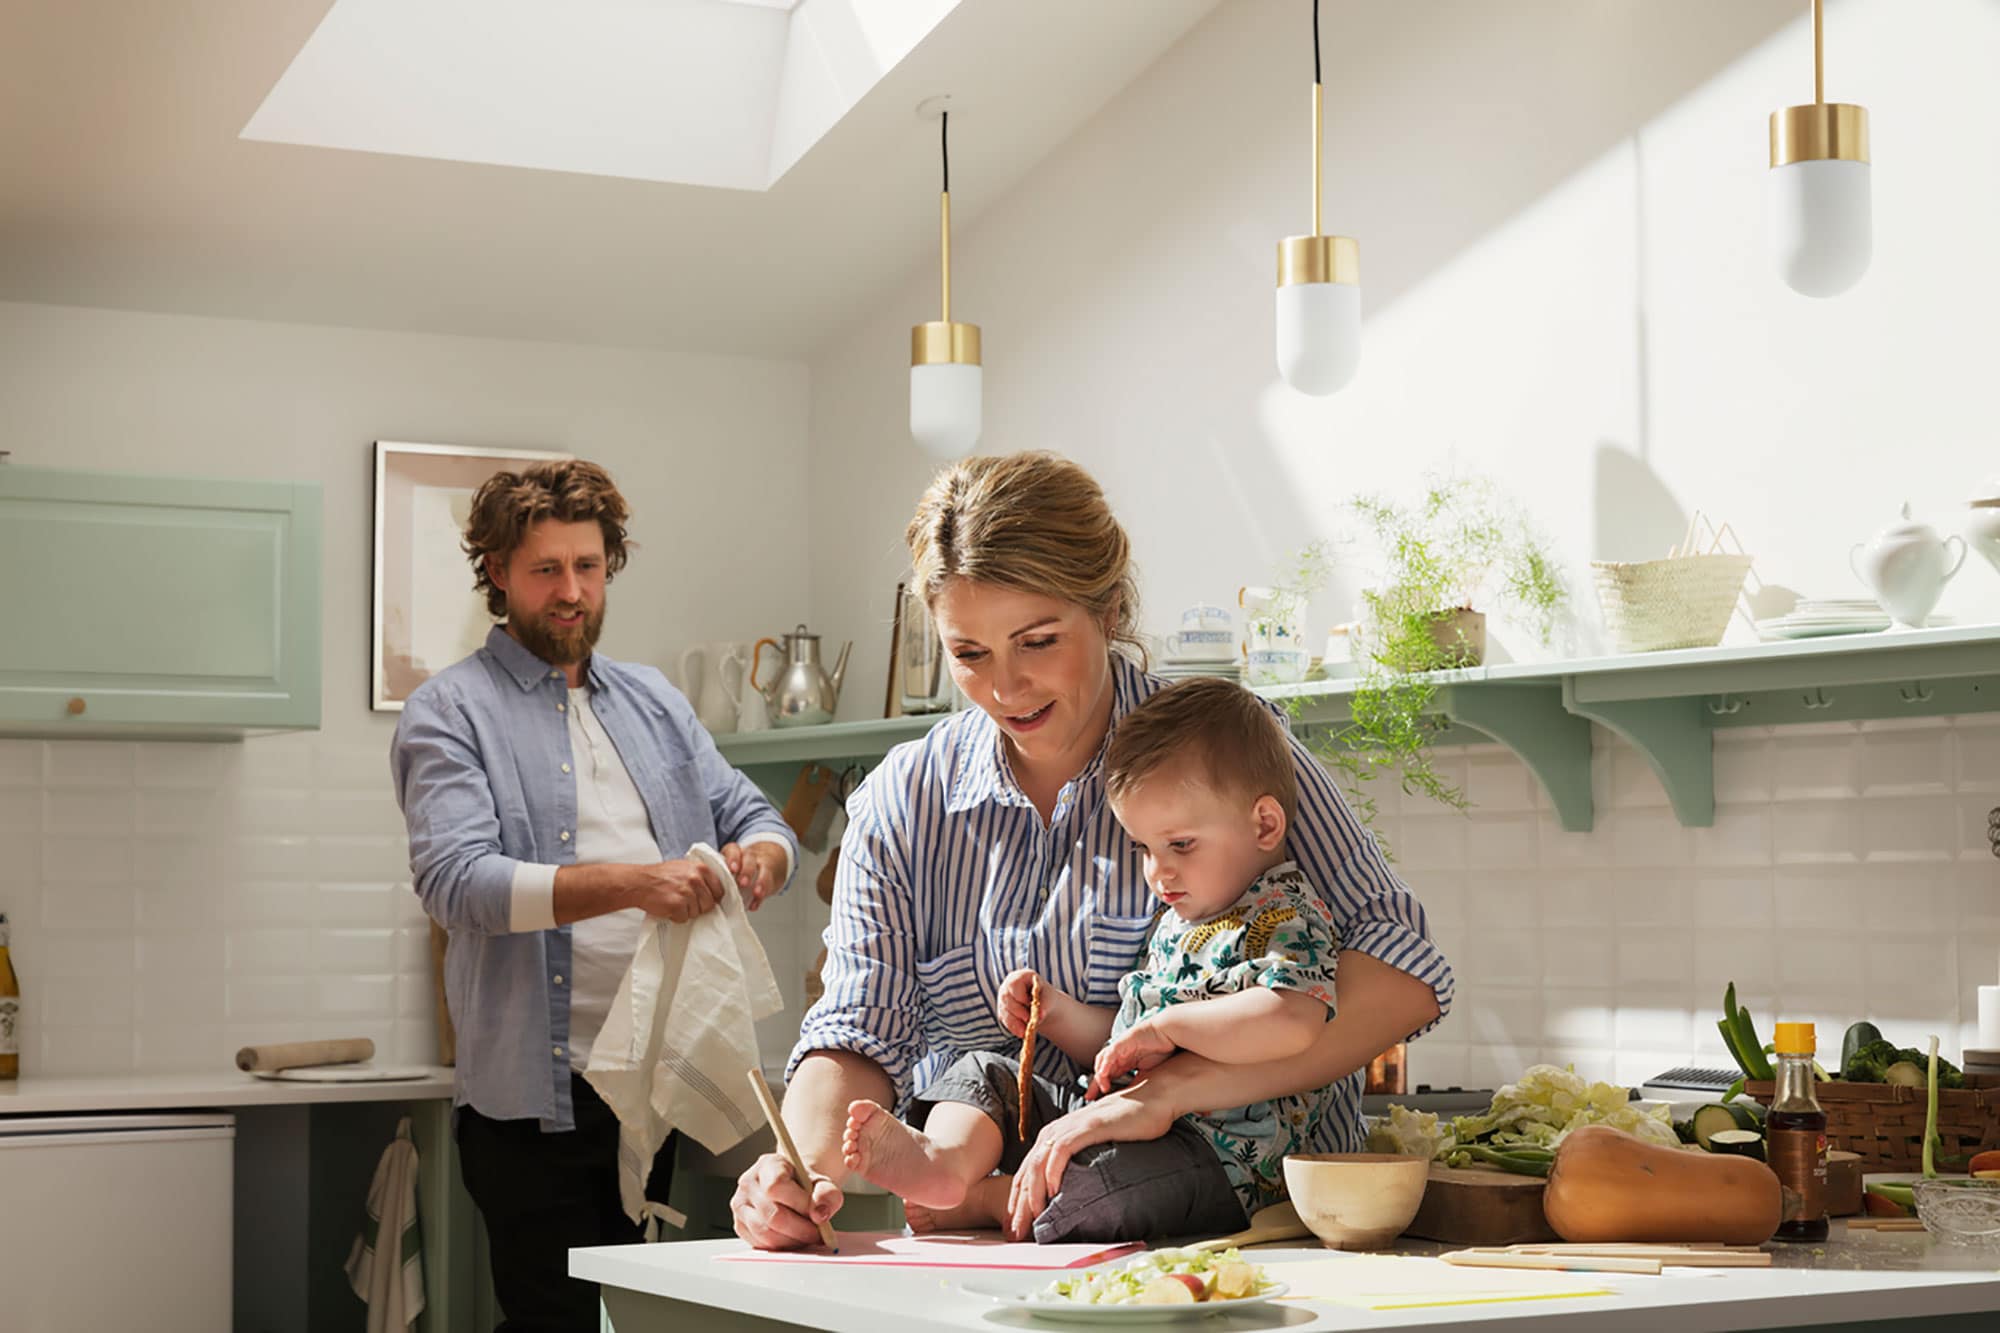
[391,458,795,1331]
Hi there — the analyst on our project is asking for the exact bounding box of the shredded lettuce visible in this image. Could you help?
[1370,1064,1680,1161]
[1038,1247,1274,1305]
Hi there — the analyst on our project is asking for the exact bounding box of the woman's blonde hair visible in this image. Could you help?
[905,451,1143,660]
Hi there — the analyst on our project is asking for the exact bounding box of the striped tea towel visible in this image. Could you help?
[345,1115,425,1330]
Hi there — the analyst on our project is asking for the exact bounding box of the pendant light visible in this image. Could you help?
[1275,0,1360,396]
[910,102,982,457]
[1768,0,1870,297]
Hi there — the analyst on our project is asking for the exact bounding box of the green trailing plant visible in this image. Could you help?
[1273,475,1567,840]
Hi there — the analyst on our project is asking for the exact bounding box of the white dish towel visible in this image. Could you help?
[344,1115,425,1331]
[584,841,785,1239]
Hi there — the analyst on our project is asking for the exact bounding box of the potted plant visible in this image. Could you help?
[1273,475,1567,839]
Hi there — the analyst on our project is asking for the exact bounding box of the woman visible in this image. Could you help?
[731,452,1452,1248]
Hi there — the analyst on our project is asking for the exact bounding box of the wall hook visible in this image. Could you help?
[1706,694,1746,716]
[1897,680,1934,704]
[1802,687,1834,710]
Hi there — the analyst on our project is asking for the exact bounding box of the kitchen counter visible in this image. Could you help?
[572,1225,2000,1332]
[0,1067,455,1114]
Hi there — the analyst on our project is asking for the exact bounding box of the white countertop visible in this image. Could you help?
[0,1067,456,1114]
[571,1231,2000,1332]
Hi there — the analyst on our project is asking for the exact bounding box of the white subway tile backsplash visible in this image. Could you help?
[1957,797,2000,862]
[40,880,136,930]
[311,835,408,880]
[227,927,312,975]
[1777,930,1869,994]
[1859,867,1956,937]
[41,835,133,885]
[1774,866,1867,928]
[44,743,135,788]
[314,882,401,927]
[1859,798,1958,863]
[1608,743,1671,808]
[1537,927,1616,987]
[134,742,234,789]
[44,788,134,836]
[228,977,311,1024]
[1616,929,1694,988]
[315,975,396,1019]
[314,928,398,974]
[1865,935,1959,1024]
[1610,808,1693,867]
[1860,729,1954,797]
[1959,728,2000,791]
[0,739,43,786]
[1711,733,1774,804]
[38,972,135,1027]
[236,835,315,880]
[1693,808,1772,866]
[36,1025,135,1075]
[1774,735,1860,800]
[1393,815,1468,871]
[1465,751,1537,812]
[1774,801,1861,863]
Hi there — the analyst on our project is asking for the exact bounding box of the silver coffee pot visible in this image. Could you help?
[751,623,851,728]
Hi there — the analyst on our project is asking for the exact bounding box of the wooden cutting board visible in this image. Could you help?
[1401,1162,1557,1246]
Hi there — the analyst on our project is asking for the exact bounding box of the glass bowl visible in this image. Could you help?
[1911,1179,2000,1248]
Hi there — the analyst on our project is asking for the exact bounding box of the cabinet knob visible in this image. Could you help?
[66,697,86,716]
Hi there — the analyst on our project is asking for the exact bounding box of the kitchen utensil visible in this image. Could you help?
[1282,1152,1431,1249]
[1402,1161,1558,1246]
[1966,477,2000,577]
[746,1069,839,1250]
[235,1037,374,1072]
[1188,1199,1310,1252]
[1851,502,1967,629]
[753,624,851,728]
[1911,1180,2000,1248]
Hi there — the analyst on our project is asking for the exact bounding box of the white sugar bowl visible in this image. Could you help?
[1968,477,2000,578]
[1851,502,1968,629]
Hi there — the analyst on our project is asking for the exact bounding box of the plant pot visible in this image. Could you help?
[1428,609,1485,666]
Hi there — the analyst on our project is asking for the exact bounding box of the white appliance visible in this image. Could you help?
[0,1112,235,1333]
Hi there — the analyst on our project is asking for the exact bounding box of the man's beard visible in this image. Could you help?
[510,601,606,667]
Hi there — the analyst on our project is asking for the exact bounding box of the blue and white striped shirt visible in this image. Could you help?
[792,654,1453,1154]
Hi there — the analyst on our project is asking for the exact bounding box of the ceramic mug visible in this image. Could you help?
[1164,628,1235,659]
[1181,603,1233,632]
[1246,647,1310,685]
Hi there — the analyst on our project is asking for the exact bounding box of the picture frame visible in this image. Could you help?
[371,440,568,711]
[893,583,953,716]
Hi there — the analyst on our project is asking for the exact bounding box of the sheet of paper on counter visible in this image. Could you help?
[718,1232,1144,1270]
[1271,1254,1618,1310]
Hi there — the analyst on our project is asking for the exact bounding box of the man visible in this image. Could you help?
[392,458,795,1331]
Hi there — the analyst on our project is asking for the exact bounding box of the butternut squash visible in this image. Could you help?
[1542,1125,1781,1245]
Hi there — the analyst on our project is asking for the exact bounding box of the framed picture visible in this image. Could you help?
[372,441,568,710]
[888,582,953,717]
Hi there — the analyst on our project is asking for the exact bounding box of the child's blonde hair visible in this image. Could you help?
[1104,678,1297,823]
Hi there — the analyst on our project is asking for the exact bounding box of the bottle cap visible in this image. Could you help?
[1773,1021,1816,1055]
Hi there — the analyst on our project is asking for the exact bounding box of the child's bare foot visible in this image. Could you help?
[904,1176,1013,1233]
[841,1100,970,1210]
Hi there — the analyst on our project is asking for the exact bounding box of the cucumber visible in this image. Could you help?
[1883,1061,1925,1088]
[1707,1129,1766,1161]
[1841,1021,1884,1072]
[1690,1101,1764,1149]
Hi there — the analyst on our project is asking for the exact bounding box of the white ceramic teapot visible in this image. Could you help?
[1967,476,2000,578]
[1850,503,1967,630]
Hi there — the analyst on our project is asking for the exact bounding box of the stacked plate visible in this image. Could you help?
[1755,598,1889,640]
[1155,654,1243,683]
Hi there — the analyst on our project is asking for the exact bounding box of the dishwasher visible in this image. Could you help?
[0,1111,235,1332]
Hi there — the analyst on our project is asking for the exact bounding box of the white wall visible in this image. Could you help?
[0,299,824,1073]
[805,0,2000,1087]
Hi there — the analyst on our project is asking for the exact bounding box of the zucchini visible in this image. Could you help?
[1690,1101,1764,1150]
[1841,1021,1884,1072]
[1883,1061,1925,1088]
[1706,1129,1766,1161]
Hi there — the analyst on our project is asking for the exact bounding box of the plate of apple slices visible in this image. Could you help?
[962,1248,1286,1321]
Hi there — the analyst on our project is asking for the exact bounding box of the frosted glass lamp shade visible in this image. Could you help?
[910,362,982,457]
[1768,157,1871,298]
[1275,281,1361,396]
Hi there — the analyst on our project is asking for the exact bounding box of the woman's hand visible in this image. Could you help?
[730,1152,844,1250]
[720,841,787,911]
[1004,1091,1177,1240]
[997,968,1043,1037]
[1087,1019,1176,1098]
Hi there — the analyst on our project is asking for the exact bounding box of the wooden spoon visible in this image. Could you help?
[1188,1200,1311,1252]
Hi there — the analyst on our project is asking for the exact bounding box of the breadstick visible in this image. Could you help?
[1017,978,1042,1142]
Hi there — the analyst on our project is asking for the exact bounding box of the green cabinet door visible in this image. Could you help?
[0,464,321,737]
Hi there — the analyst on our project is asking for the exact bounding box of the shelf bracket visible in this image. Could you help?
[1438,683,1596,833]
[1562,679,1714,827]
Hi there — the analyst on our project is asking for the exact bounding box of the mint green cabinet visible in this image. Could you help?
[0,464,321,737]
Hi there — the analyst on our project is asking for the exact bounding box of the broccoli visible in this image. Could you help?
[1843,1037,1964,1088]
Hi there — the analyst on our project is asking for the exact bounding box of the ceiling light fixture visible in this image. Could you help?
[1275,0,1360,396]
[1769,0,1871,297]
[910,99,981,457]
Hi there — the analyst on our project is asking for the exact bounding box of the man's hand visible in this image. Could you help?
[630,857,727,922]
[721,841,787,911]
[1087,1018,1176,1098]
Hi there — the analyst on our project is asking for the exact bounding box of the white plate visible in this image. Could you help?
[251,1065,432,1082]
[960,1277,1289,1323]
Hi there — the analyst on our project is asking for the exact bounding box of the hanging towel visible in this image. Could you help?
[585,841,785,1237]
[345,1115,425,1331]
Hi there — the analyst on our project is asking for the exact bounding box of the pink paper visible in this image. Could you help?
[719,1231,1144,1270]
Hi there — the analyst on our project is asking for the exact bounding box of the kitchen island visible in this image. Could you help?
[572,1225,2000,1332]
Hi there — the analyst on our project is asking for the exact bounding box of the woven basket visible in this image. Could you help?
[1745,1077,2000,1171]
[1591,552,1753,653]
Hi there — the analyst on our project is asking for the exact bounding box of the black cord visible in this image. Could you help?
[941,110,950,193]
[1312,0,1320,85]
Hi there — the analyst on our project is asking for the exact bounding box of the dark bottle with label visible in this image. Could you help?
[1769,1021,1828,1242]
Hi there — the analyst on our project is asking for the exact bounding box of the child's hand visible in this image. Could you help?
[997,968,1042,1037]
[1087,1018,1176,1099]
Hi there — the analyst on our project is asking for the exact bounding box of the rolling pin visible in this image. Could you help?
[236,1038,375,1072]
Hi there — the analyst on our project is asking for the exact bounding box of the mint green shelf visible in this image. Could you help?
[710,626,2000,830]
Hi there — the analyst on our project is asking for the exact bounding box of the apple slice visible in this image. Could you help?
[1137,1274,1204,1304]
[1210,1261,1258,1301]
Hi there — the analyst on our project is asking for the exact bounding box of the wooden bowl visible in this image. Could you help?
[1282,1153,1431,1250]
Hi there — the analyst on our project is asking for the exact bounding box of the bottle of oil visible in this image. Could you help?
[0,912,20,1080]
[1768,1021,1827,1242]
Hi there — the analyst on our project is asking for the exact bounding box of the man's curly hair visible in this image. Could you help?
[463,459,632,617]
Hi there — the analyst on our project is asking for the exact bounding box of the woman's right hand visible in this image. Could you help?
[730,1152,844,1250]
[997,968,1044,1037]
